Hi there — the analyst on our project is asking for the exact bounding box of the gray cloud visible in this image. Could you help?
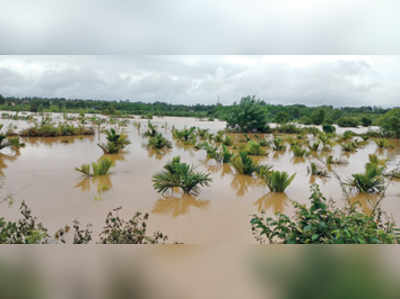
[1,0,400,54]
[0,55,399,107]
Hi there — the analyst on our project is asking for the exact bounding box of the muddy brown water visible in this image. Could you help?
[1,113,400,243]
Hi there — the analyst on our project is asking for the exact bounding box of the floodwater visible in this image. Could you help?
[1,112,400,243]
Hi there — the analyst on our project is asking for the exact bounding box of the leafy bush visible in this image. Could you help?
[226,96,269,132]
[231,151,259,175]
[98,128,130,154]
[152,156,212,195]
[361,116,372,127]
[0,126,25,151]
[222,135,233,146]
[322,124,336,134]
[375,138,390,149]
[98,208,167,244]
[1,202,170,244]
[75,158,113,177]
[380,108,400,138]
[250,184,399,244]
[259,170,296,192]
[0,201,50,244]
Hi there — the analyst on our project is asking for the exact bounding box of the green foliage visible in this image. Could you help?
[375,138,390,148]
[98,208,167,244]
[0,201,50,244]
[222,145,233,163]
[322,124,336,134]
[19,122,95,137]
[226,96,269,132]
[308,162,328,177]
[98,128,130,154]
[75,158,113,177]
[361,116,372,127]
[143,121,158,137]
[272,137,286,151]
[337,117,360,128]
[222,135,233,146]
[291,144,308,157]
[172,127,197,144]
[260,170,296,192]
[152,156,212,195]
[251,184,399,244]
[246,140,267,156]
[0,125,25,150]
[231,151,259,175]
[341,141,358,152]
[310,109,325,125]
[380,108,400,138]
[348,163,385,194]
[148,133,172,150]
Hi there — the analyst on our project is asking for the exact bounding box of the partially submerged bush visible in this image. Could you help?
[172,127,197,144]
[347,163,385,194]
[251,184,399,244]
[272,137,286,151]
[231,151,259,175]
[152,156,212,195]
[98,128,130,154]
[148,133,172,150]
[75,158,113,177]
[19,122,94,137]
[291,144,308,157]
[308,162,329,177]
[259,170,296,193]
[246,140,267,156]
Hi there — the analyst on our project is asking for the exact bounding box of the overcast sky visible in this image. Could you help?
[0,55,399,107]
[1,1,399,107]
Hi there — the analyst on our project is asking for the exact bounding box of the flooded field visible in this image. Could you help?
[1,112,400,243]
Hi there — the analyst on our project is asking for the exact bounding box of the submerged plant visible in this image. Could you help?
[75,158,113,177]
[144,121,158,137]
[148,133,172,150]
[308,162,328,177]
[291,144,308,157]
[272,137,286,151]
[152,156,212,195]
[172,127,197,144]
[98,128,130,154]
[231,151,259,175]
[260,170,296,193]
[246,140,267,156]
[347,163,385,194]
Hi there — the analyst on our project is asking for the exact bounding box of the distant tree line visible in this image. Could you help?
[0,94,394,128]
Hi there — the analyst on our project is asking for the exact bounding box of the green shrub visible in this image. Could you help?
[250,184,399,244]
[272,137,286,151]
[226,96,269,132]
[19,122,94,137]
[172,127,197,144]
[322,124,336,134]
[380,108,400,138]
[291,144,308,157]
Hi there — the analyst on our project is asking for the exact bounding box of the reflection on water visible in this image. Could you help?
[152,194,210,217]
[254,192,289,214]
[23,135,94,147]
[231,174,262,197]
[349,193,379,215]
[0,151,20,176]
[100,153,126,165]
[146,147,170,160]
[220,163,233,177]
[75,175,113,200]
